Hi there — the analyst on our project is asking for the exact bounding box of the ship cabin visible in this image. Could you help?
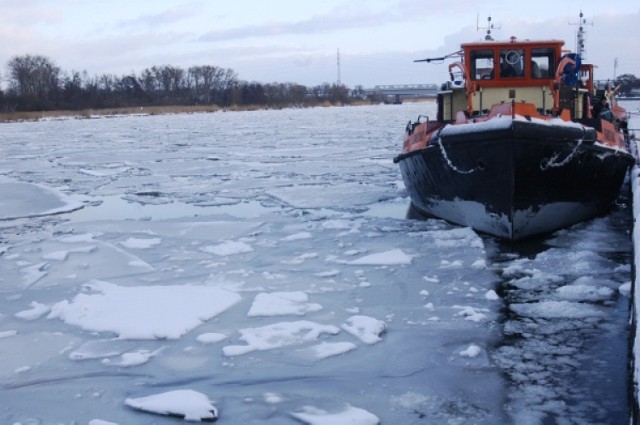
[437,37,595,123]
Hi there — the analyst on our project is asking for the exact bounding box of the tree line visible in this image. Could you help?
[0,54,372,112]
[614,74,640,97]
[3,54,637,113]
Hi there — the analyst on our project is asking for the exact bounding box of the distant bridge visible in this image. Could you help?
[365,84,439,103]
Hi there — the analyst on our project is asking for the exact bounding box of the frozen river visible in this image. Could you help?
[0,102,636,424]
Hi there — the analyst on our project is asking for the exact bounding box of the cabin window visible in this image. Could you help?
[470,50,495,80]
[531,48,555,79]
[499,49,525,78]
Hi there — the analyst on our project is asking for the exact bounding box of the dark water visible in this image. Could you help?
[482,190,633,424]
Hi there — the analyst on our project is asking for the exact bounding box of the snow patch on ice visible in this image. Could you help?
[485,290,500,301]
[222,320,341,356]
[15,301,51,320]
[296,341,358,360]
[347,249,413,266]
[202,240,254,256]
[89,419,119,425]
[430,227,484,249]
[281,231,312,241]
[125,389,217,422]
[102,348,162,367]
[196,333,227,344]
[341,315,386,344]
[290,403,380,425]
[48,280,241,339]
[619,282,631,297]
[120,237,162,249]
[459,344,482,358]
[453,305,489,322]
[248,291,323,317]
[0,330,18,339]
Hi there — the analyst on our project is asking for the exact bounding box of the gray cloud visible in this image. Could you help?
[116,1,203,30]
[199,8,398,43]
[1,1,637,89]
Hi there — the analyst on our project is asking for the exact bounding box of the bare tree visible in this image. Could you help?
[6,54,61,108]
[151,65,185,101]
[188,65,221,104]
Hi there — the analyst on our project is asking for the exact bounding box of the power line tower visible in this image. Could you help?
[337,48,341,86]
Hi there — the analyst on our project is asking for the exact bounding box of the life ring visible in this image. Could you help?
[505,50,520,65]
[560,53,581,85]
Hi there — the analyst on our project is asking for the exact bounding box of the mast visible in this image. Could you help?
[571,11,592,60]
[476,15,498,41]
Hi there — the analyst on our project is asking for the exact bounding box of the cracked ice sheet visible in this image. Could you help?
[9,238,154,291]
[68,219,264,242]
[0,180,83,220]
[267,182,389,209]
[0,103,509,425]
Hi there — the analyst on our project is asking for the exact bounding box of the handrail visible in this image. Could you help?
[448,61,474,114]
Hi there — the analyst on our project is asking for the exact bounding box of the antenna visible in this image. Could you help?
[337,48,341,86]
[477,15,499,41]
[570,10,592,59]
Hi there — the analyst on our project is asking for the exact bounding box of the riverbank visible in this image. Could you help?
[0,105,223,122]
[0,104,304,123]
[0,98,434,123]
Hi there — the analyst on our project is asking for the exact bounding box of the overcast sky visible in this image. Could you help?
[1,0,639,88]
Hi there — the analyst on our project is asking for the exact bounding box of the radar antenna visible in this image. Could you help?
[570,11,592,59]
[477,15,500,41]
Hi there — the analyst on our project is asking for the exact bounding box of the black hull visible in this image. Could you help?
[395,120,634,240]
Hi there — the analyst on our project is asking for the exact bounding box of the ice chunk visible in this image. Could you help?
[247,291,323,317]
[125,389,218,422]
[223,320,340,356]
[290,403,379,425]
[459,344,482,358]
[510,300,605,319]
[202,240,254,256]
[15,301,50,320]
[120,237,162,249]
[348,249,413,266]
[48,280,241,339]
[341,315,386,344]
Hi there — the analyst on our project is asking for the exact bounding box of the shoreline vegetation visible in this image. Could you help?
[0,54,442,124]
[0,98,434,123]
